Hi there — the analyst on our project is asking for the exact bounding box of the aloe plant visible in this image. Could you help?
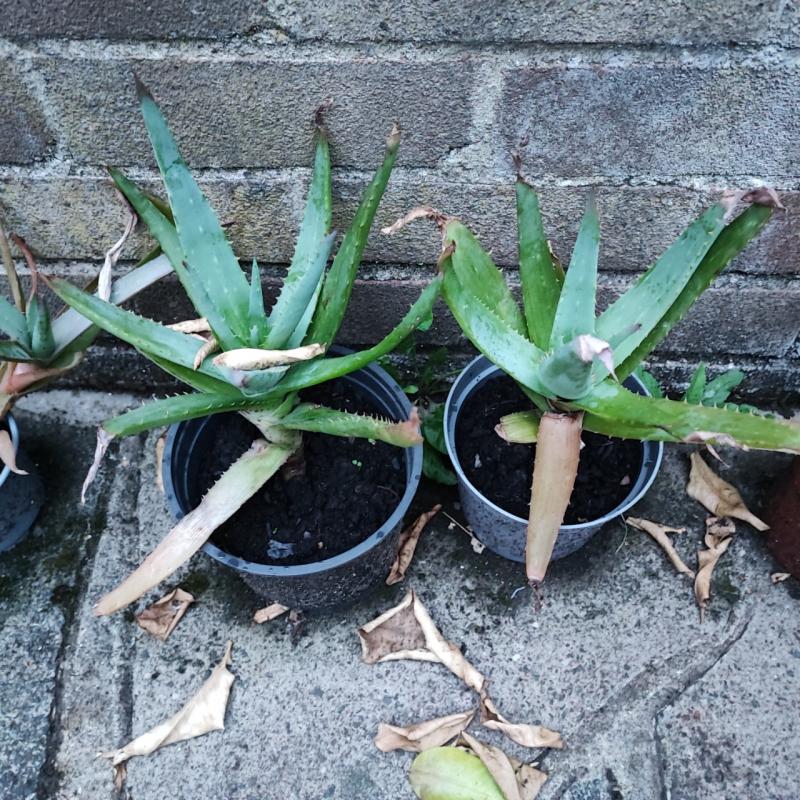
[386,182,799,587]
[0,210,171,471]
[49,82,440,616]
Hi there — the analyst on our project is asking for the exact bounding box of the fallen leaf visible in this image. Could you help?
[705,516,736,540]
[461,733,548,800]
[771,572,791,583]
[154,432,166,494]
[358,590,485,692]
[687,452,769,531]
[100,641,234,786]
[694,524,734,621]
[288,608,306,645]
[253,603,289,624]
[0,429,27,475]
[375,709,475,753]
[135,588,194,641]
[479,689,563,749]
[409,746,506,800]
[626,517,694,578]
[387,505,442,585]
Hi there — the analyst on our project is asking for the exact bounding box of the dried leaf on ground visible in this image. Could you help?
[461,733,548,800]
[687,452,769,531]
[479,689,563,749]
[358,590,485,692]
[154,432,166,494]
[375,709,475,753]
[387,505,442,585]
[135,588,194,641]
[771,572,791,583]
[626,517,694,578]
[253,603,289,624]
[0,429,27,474]
[694,519,735,621]
[99,641,234,786]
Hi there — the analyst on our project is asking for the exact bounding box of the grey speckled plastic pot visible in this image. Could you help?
[444,356,664,563]
[162,357,422,610]
[1,413,44,552]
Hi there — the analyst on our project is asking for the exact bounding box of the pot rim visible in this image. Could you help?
[443,355,664,530]
[0,412,20,488]
[162,357,423,578]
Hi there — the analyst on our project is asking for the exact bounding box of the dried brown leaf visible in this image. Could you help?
[100,641,234,786]
[192,336,220,370]
[358,590,485,691]
[387,505,442,585]
[771,572,791,583]
[626,517,694,578]
[705,516,736,542]
[253,603,289,624]
[694,531,733,621]
[167,317,211,334]
[0,428,27,475]
[479,689,563,749]
[375,709,475,753]
[687,452,768,531]
[154,432,166,494]
[135,588,194,642]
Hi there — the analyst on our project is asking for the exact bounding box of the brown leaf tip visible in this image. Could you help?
[314,97,334,132]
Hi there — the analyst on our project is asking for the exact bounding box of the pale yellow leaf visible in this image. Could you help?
[0,428,27,475]
[460,733,547,800]
[479,689,563,749]
[253,603,289,624]
[135,588,194,642]
[626,517,694,578]
[213,343,324,370]
[375,709,475,753]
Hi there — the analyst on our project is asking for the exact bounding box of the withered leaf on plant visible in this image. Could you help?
[375,709,475,753]
[253,603,289,624]
[387,505,442,585]
[479,689,563,750]
[0,429,27,475]
[135,587,194,641]
[154,432,166,494]
[99,641,234,787]
[626,517,694,578]
[687,452,768,531]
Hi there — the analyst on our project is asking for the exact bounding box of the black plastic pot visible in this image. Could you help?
[0,413,44,552]
[444,356,664,563]
[162,357,423,610]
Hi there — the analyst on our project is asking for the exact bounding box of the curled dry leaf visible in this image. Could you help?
[192,336,220,370]
[154,432,166,494]
[358,590,485,692]
[100,641,234,786]
[771,572,791,583]
[626,517,694,578]
[387,505,442,585]
[167,317,211,334]
[81,428,115,504]
[479,689,563,750]
[135,587,194,642]
[687,452,769,531]
[0,429,27,475]
[253,602,289,624]
[375,709,475,753]
[213,343,324,370]
[694,519,736,621]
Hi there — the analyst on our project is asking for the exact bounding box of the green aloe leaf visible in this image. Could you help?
[549,193,599,347]
[423,442,457,485]
[267,131,333,349]
[516,177,564,347]
[633,366,664,399]
[0,294,29,345]
[0,340,33,361]
[307,126,400,348]
[703,368,745,405]
[573,380,800,453]
[422,403,447,454]
[408,747,505,800]
[444,219,527,337]
[146,354,242,397]
[25,295,55,360]
[683,363,707,404]
[279,403,421,446]
[247,258,268,347]
[136,78,251,342]
[601,203,771,379]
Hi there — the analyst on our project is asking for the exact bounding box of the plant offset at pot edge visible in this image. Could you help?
[50,81,441,616]
[386,178,800,587]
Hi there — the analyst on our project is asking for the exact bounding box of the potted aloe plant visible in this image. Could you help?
[50,81,441,613]
[0,211,170,551]
[385,178,800,589]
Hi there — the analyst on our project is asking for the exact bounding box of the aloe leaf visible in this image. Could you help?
[549,193,599,347]
[444,219,527,337]
[408,747,505,800]
[0,294,29,344]
[136,78,251,341]
[442,264,548,395]
[102,391,278,437]
[516,178,564,347]
[0,340,33,361]
[601,203,770,379]
[25,295,55,359]
[146,354,242,397]
[109,167,241,350]
[496,410,539,443]
[307,126,400,348]
[280,403,422,446]
[633,366,664,399]
[573,380,800,453]
[266,132,333,349]
[422,442,457,485]
[47,277,234,386]
[422,403,447,454]
[683,363,707,404]
[258,276,443,396]
[247,259,268,347]
[703,368,745,405]
[94,438,295,615]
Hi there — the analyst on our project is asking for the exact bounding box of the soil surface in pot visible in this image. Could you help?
[456,375,643,523]
[196,380,406,566]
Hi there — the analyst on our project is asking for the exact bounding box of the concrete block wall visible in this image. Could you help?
[0,1,798,399]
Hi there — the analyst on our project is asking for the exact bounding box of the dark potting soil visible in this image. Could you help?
[455,375,643,523]
[197,380,406,566]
